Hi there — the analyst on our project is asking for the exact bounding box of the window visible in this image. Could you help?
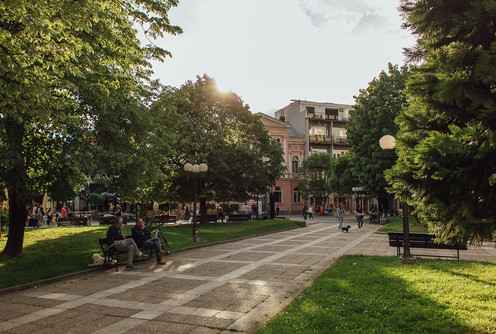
[274,187,282,203]
[306,106,315,113]
[293,187,301,203]
[325,108,338,115]
[292,156,300,173]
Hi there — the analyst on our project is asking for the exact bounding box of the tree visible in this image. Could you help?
[298,153,334,208]
[329,153,356,196]
[0,0,182,256]
[148,75,285,222]
[346,64,410,211]
[387,0,496,244]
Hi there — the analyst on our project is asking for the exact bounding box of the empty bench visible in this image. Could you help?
[388,232,468,260]
[197,214,218,223]
[227,213,252,222]
[57,217,88,227]
[152,215,177,225]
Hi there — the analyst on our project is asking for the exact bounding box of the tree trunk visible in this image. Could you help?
[199,197,208,224]
[1,188,27,257]
[1,118,28,257]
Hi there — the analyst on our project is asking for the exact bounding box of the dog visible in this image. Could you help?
[341,225,351,232]
[88,253,106,266]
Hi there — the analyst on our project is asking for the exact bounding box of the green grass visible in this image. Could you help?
[378,215,429,233]
[0,219,296,289]
[257,255,496,334]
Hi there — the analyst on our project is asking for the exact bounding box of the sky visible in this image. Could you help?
[148,0,416,116]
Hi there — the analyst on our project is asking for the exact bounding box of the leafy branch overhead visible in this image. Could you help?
[0,0,181,256]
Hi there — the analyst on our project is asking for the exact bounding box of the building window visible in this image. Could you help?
[325,108,338,115]
[274,187,282,203]
[293,187,301,203]
[292,156,300,173]
[306,106,315,113]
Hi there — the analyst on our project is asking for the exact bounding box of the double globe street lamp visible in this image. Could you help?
[379,135,417,264]
[184,163,208,242]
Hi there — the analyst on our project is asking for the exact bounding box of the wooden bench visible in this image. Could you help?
[98,236,153,271]
[197,214,218,223]
[57,217,88,227]
[388,232,468,260]
[227,213,252,222]
[152,215,177,225]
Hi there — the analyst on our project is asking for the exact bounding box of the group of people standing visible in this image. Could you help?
[28,204,67,227]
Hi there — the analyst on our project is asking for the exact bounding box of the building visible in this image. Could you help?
[275,99,353,158]
[267,100,355,212]
[258,113,306,215]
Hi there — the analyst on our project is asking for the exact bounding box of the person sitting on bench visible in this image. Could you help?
[132,218,166,265]
[107,217,147,271]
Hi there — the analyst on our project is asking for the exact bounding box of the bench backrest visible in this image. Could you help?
[98,238,109,251]
[388,232,467,250]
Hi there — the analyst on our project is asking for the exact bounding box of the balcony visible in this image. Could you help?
[308,113,347,123]
[332,136,348,144]
[335,115,350,122]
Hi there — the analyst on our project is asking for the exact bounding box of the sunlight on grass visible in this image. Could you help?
[257,256,496,334]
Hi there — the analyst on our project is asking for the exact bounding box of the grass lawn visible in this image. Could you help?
[0,219,297,289]
[257,255,496,334]
[378,215,429,233]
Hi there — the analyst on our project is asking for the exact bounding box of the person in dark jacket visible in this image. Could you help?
[107,218,147,270]
[131,218,166,265]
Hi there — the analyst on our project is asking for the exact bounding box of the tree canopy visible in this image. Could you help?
[0,0,181,256]
[387,0,496,244]
[346,64,411,209]
[145,75,285,209]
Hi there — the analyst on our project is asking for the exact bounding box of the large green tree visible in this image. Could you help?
[346,64,411,211]
[146,75,285,220]
[387,0,496,244]
[329,153,356,196]
[0,0,181,256]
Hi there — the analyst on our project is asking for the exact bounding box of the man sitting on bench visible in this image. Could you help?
[107,217,147,271]
[132,218,166,265]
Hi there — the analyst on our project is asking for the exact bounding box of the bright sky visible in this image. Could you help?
[149,0,416,116]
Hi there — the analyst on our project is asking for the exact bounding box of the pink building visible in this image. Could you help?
[258,113,306,215]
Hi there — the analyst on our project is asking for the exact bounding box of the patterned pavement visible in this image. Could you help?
[0,216,494,334]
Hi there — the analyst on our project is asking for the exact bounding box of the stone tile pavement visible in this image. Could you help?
[0,216,494,333]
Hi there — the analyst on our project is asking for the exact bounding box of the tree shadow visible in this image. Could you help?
[262,255,483,333]
[0,226,108,289]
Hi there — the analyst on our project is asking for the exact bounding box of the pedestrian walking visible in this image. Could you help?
[307,206,314,219]
[354,204,364,230]
[336,203,349,229]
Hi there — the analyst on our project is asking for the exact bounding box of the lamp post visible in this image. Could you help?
[184,162,208,242]
[380,135,417,264]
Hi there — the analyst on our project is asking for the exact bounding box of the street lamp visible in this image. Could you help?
[184,163,208,242]
[380,135,417,264]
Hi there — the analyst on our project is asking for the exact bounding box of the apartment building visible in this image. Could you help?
[274,99,353,158]
[260,100,355,213]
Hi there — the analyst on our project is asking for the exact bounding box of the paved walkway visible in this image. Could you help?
[0,216,495,334]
